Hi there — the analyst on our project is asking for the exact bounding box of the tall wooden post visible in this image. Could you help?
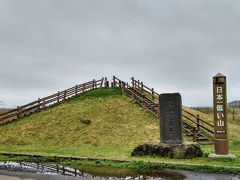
[213,73,228,155]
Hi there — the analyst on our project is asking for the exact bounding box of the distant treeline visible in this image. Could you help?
[228,100,240,108]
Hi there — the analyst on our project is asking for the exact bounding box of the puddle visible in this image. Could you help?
[0,161,239,180]
[0,161,86,176]
[76,165,185,179]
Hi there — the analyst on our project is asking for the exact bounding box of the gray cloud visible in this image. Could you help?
[1,0,240,107]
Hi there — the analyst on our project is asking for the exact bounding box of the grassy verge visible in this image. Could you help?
[0,153,240,175]
[0,143,239,167]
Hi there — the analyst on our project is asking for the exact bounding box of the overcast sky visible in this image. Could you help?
[1,0,240,108]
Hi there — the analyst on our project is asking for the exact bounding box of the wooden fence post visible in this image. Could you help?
[131,77,135,88]
[100,78,104,87]
[62,166,65,174]
[92,79,96,89]
[57,92,60,103]
[63,90,67,101]
[104,77,108,87]
[197,115,200,131]
[75,85,78,96]
[113,76,116,87]
[20,106,22,118]
[38,98,41,111]
[152,88,154,101]
[83,83,85,93]
[121,81,125,94]
[104,77,107,87]
[141,82,144,93]
[17,106,20,119]
[130,78,135,102]
[192,127,197,142]
[42,98,45,110]
[138,80,140,88]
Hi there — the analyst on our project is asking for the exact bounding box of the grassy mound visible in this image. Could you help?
[0,88,159,157]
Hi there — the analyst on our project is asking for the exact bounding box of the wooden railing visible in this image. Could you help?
[182,109,214,134]
[112,76,214,140]
[0,78,107,125]
[113,76,159,117]
[130,77,159,103]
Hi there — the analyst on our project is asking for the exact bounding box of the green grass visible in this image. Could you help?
[0,87,240,173]
[0,87,159,155]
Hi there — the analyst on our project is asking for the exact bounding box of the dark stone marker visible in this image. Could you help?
[159,93,183,144]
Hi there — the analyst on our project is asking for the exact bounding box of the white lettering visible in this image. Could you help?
[217,120,224,127]
[217,87,223,93]
[216,94,223,101]
[216,105,223,112]
[217,113,224,119]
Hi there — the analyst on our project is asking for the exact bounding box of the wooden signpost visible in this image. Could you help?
[209,73,236,160]
[213,73,228,155]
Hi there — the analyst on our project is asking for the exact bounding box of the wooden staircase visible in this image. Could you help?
[114,76,214,144]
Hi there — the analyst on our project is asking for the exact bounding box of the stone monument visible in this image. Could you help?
[132,93,202,159]
[209,73,236,160]
[159,93,183,144]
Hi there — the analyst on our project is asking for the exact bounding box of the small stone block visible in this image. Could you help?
[208,153,237,161]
